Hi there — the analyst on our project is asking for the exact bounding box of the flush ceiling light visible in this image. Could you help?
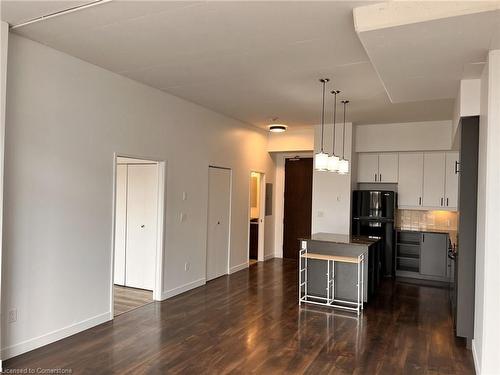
[327,89,341,173]
[338,100,350,175]
[314,78,330,171]
[268,117,287,132]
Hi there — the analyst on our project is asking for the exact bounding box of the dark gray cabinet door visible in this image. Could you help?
[420,233,447,277]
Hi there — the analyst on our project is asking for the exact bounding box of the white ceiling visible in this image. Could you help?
[2,1,459,128]
[355,2,500,103]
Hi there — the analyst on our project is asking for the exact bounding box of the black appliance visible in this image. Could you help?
[352,190,396,277]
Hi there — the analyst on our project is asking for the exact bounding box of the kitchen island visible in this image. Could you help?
[299,233,381,314]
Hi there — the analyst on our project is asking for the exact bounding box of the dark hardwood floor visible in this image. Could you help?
[5,259,474,374]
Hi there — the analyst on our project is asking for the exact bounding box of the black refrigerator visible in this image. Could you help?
[352,190,396,277]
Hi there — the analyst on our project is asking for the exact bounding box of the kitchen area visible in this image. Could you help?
[301,114,478,348]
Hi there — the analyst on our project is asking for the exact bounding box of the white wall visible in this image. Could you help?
[453,79,481,143]
[312,122,353,235]
[1,35,275,359]
[0,20,9,370]
[473,50,500,375]
[267,127,314,152]
[354,120,453,152]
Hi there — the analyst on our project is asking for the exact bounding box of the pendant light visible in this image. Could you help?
[314,78,330,171]
[338,100,349,175]
[327,90,341,172]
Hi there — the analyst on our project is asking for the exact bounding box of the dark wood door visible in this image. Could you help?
[283,158,313,259]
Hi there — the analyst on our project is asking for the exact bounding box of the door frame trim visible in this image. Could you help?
[274,152,313,258]
[109,153,167,318]
[248,171,266,262]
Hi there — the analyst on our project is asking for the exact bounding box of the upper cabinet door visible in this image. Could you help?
[445,152,459,209]
[378,153,398,183]
[398,153,424,207]
[422,152,446,208]
[357,153,379,182]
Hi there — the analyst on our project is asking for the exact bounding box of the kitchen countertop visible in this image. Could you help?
[396,227,455,235]
[300,232,380,247]
[396,227,457,247]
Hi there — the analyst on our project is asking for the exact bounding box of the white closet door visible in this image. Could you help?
[206,167,231,281]
[125,164,158,290]
[423,152,446,208]
[113,164,127,285]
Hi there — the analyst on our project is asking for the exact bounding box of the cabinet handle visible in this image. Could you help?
[375,173,377,182]
[419,197,422,206]
[447,198,449,206]
[380,173,382,181]
[455,161,460,174]
[441,197,444,206]
[422,233,425,242]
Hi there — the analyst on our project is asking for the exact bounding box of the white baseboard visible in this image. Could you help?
[472,339,481,375]
[264,254,275,261]
[1,312,110,360]
[229,262,248,274]
[161,278,206,300]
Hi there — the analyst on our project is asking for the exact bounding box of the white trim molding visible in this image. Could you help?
[1,312,110,360]
[472,339,480,375]
[161,278,206,300]
[229,262,248,274]
[0,20,9,371]
[264,253,275,261]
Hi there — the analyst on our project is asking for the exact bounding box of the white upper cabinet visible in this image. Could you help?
[422,153,446,208]
[398,153,424,208]
[445,152,459,209]
[357,153,398,183]
[357,150,458,211]
[378,153,399,183]
[357,153,379,182]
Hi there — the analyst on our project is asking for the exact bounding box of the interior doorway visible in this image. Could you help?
[248,171,265,264]
[112,156,165,316]
[206,166,232,281]
[283,157,313,259]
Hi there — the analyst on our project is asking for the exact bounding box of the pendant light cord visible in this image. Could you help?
[342,100,349,159]
[319,78,329,152]
[331,90,340,155]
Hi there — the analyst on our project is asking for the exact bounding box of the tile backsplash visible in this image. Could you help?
[396,209,458,231]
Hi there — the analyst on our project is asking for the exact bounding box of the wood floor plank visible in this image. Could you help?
[4,259,475,374]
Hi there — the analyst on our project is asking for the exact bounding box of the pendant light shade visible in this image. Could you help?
[315,152,329,171]
[315,78,330,171]
[338,100,350,175]
[327,89,341,172]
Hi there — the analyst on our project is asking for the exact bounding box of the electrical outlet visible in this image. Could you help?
[8,309,17,323]
[184,262,190,272]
